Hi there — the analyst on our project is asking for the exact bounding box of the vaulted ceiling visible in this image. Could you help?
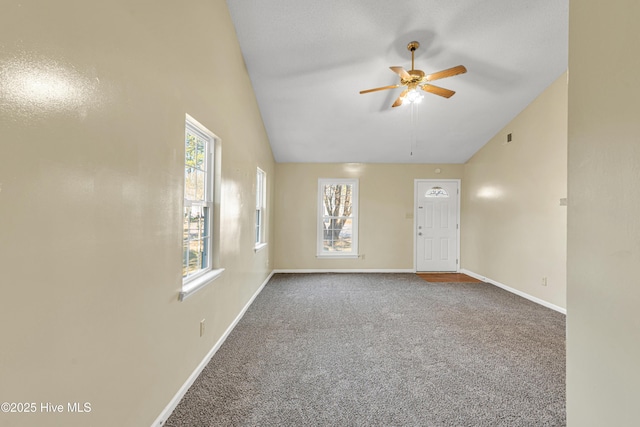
[226,0,568,164]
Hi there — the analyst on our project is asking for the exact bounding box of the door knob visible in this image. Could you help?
[418,232,422,236]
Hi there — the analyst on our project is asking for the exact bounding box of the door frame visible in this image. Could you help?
[413,179,461,272]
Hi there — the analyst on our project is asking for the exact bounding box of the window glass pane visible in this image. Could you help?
[256,209,261,243]
[183,204,210,278]
[196,138,205,169]
[322,217,352,252]
[182,241,189,278]
[198,241,204,269]
[198,213,205,241]
[256,171,262,208]
[323,184,353,218]
[185,133,196,168]
[338,236,352,250]
[188,206,202,239]
[425,186,449,198]
[201,237,209,268]
[187,240,201,275]
[340,218,353,240]
[185,168,196,200]
[182,207,190,241]
[202,207,209,239]
[322,185,333,215]
[195,170,205,201]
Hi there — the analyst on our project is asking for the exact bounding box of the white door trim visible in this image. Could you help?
[413,179,461,272]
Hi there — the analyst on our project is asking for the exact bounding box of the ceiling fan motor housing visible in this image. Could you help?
[402,69,426,85]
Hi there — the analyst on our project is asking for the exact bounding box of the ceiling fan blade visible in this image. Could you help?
[425,65,467,82]
[390,66,411,80]
[422,84,456,98]
[359,84,400,94]
[392,89,409,107]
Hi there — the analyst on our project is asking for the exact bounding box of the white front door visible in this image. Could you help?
[415,180,459,272]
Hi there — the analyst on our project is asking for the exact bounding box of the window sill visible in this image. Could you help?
[179,268,225,301]
[316,254,360,259]
[254,242,268,253]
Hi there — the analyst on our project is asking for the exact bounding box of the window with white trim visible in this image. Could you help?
[181,115,222,300]
[255,167,266,249]
[317,178,358,257]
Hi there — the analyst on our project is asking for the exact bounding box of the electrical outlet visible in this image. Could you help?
[200,319,206,337]
[541,277,548,286]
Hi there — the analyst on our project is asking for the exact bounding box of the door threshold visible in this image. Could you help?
[416,273,483,283]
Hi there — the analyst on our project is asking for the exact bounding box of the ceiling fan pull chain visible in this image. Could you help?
[410,102,418,156]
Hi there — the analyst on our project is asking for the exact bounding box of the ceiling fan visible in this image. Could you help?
[360,41,467,108]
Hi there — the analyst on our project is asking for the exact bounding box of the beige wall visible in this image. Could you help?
[461,72,568,309]
[567,1,640,425]
[274,163,464,270]
[0,1,274,426]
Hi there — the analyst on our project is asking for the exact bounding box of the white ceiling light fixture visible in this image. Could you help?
[403,88,424,105]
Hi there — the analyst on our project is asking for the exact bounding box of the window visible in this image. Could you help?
[255,167,267,250]
[425,186,449,198]
[317,178,358,258]
[181,115,223,300]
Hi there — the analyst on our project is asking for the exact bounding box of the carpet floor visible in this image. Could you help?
[165,273,566,426]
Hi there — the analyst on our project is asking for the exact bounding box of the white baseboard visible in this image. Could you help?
[460,269,566,315]
[273,269,415,273]
[151,270,275,427]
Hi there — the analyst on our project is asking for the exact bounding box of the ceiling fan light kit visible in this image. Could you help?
[360,41,467,108]
[404,89,424,104]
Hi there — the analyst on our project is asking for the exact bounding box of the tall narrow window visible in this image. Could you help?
[317,178,359,257]
[255,167,266,249]
[181,115,223,300]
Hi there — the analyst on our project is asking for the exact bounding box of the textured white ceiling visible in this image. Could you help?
[226,0,568,164]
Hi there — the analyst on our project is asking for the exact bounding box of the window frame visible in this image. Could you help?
[180,114,223,301]
[317,178,359,258]
[255,167,267,251]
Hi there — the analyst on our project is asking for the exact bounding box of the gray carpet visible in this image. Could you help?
[165,273,566,426]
